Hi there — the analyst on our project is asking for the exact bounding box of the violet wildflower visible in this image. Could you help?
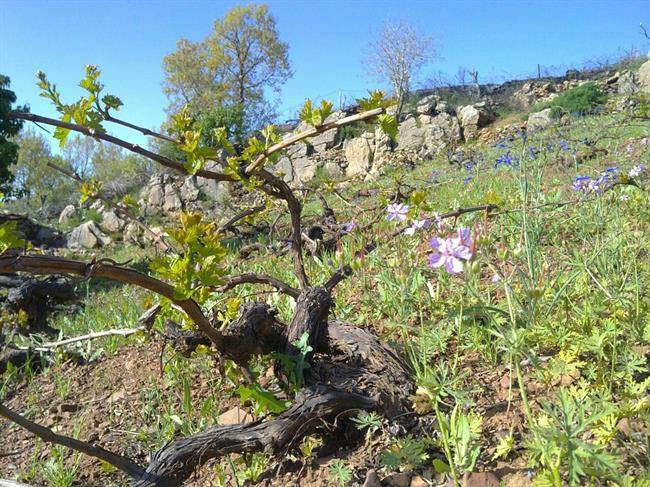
[626,143,634,154]
[528,146,538,159]
[571,175,591,192]
[456,227,474,248]
[340,221,356,234]
[428,231,473,274]
[494,152,518,169]
[386,203,409,222]
[493,141,511,149]
[558,140,572,152]
[491,274,501,283]
[629,164,645,178]
[588,175,611,194]
[463,176,473,185]
[404,219,429,236]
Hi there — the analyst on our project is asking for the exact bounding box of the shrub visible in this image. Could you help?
[534,82,607,118]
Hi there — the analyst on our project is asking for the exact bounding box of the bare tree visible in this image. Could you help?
[364,20,438,120]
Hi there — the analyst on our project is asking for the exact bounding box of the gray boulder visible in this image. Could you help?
[343,133,375,176]
[415,95,438,115]
[292,156,319,183]
[58,205,76,226]
[527,108,554,132]
[617,71,639,95]
[68,221,111,249]
[100,210,124,233]
[458,103,495,140]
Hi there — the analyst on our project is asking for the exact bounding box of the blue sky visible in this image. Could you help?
[1,0,648,148]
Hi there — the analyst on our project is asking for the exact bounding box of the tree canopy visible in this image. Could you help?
[162,4,292,133]
[0,75,27,193]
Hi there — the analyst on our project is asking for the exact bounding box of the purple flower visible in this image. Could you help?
[558,140,572,152]
[493,141,511,149]
[588,175,610,194]
[456,227,473,248]
[494,152,518,169]
[340,221,356,234]
[571,175,591,191]
[386,203,409,222]
[429,233,473,274]
[463,176,473,185]
[528,146,538,159]
[626,143,634,154]
[404,219,429,236]
[629,164,645,178]
[491,274,501,283]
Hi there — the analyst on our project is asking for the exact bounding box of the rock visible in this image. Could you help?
[415,95,438,115]
[123,222,141,245]
[458,103,495,140]
[463,472,500,487]
[605,71,620,85]
[67,221,111,249]
[218,406,254,425]
[363,469,382,487]
[373,126,392,168]
[180,177,200,202]
[323,161,344,179]
[147,181,165,208]
[273,156,295,183]
[527,108,554,132]
[638,59,650,94]
[344,133,375,176]
[162,187,182,213]
[100,210,124,233]
[384,472,412,487]
[58,205,76,226]
[292,156,319,183]
[617,71,638,95]
[303,110,345,153]
[397,113,461,157]
[409,475,429,487]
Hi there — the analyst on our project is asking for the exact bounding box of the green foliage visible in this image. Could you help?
[380,436,429,471]
[442,406,483,474]
[197,103,246,145]
[351,411,382,438]
[274,331,313,391]
[0,74,27,192]
[162,4,291,131]
[36,66,122,147]
[328,459,353,486]
[534,82,607,118]
[299,99,334,127]
[150,212,228,303]
[234,382,287,415]
[525,390,620,485]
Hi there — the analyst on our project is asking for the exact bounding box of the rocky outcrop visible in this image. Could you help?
[638,59,650,94]
[397,113,461,157]
[527,108,554,132]
[138,169,230,215]
[67,221,111,249]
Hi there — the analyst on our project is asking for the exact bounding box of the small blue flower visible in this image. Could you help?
[494,152,518,168]
[558,140,572,152]
[528,146,538,159]
[463,176,473,184]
